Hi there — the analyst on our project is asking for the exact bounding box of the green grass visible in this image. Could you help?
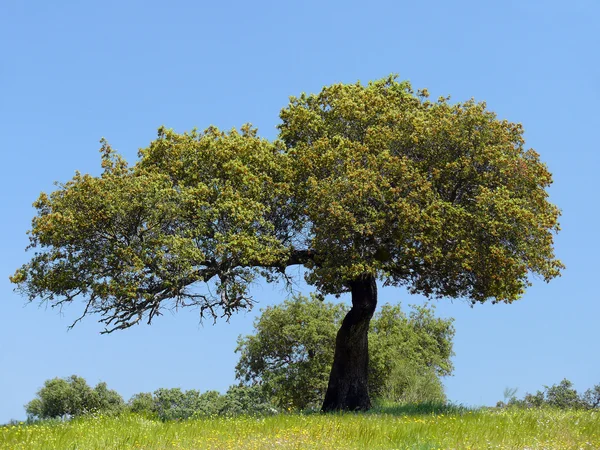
[2,405,599,449]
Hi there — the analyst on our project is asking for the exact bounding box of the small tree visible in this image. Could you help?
[380,361,445,404]
[92,382,125,414]
[236,295,345,409]
[236,295,454,409]
[220,385,276,416]
[128,392,155,415]
[544,379,582,409]
[25,375,123,420]
[582,384,600,409]
[368,303,454,401]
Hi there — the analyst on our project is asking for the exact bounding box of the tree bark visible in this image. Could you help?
[322,274,377,411]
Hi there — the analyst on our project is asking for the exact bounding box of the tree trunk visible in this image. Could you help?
[322,274,377,411]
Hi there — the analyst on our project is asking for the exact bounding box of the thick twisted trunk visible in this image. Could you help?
[322,274,377,411]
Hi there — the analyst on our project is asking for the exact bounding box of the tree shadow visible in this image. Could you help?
[368,401,474,416]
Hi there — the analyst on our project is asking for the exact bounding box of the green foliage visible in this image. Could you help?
[25,375,124,420]
[219,385,277,416]
[544,379,582,409]
[11,76,562,333]
[368,303,454,401]
[153,388,202,421]
[235,294,346,410]
[235,295,454,409]
[127,392,155,415]
[582,384,600,409]
[379,361,446,404]
[128,386,276,421]
[499,378,600,410]
[279,77,563,298]
[91,382,125,414]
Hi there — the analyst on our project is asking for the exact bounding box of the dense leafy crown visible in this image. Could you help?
[11,77,563,332]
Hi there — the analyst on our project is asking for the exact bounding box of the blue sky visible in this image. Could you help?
[1,0,598,422]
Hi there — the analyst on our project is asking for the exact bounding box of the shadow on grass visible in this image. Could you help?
[301,400,475,417]
[304,400,475,417]
[369,400,474,416]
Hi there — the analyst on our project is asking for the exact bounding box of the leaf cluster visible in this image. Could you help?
[11,76,563,331]
[235,294,455,409]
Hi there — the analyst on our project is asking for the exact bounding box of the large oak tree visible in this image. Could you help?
[11,77,563,411]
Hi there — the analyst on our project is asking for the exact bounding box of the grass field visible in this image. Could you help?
[2,404,598,449]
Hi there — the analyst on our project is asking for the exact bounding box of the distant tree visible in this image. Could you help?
[127,392,155,415]
[582,384,600,409]
[152,388,207,421]
[235,295,454,409]
[544,379,582,409]
[25,375,123,420]
[128,386,275,420]
[92,381,125,414]
[499,379,600,410]
[220,385,276,416]
[12,77,563,411]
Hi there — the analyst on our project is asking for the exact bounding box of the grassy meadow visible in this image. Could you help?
[1,404,599,450]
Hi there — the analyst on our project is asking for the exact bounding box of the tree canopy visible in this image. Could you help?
[11,76,562,334]
[11,76,562,411]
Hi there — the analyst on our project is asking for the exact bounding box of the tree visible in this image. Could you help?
[236,295,454,409]
[25,375,124,420]
[11,76,563,411]
[498,379,600,410]
[582,384,600,409]
[152,388,223,420]
[368,303,453,403]
[127,386,275,420]
[544,379,583,409]
[235,295,347,409]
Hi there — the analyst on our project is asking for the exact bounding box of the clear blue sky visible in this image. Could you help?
[1,0,598,423]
